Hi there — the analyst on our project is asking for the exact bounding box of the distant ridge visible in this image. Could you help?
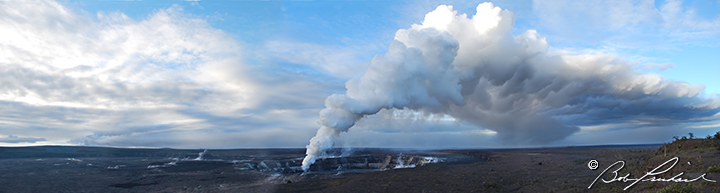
[564,143,664,148]
[0,146,307,159]
[0,144,664,159]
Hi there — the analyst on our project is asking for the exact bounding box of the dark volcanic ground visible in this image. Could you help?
[0,147,478,192]
[1,141,719,192]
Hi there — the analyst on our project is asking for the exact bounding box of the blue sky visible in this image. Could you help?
[0,0,718,148]
[67,0,719,93]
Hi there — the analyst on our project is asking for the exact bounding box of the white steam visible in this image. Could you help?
[302,3,716,171]
[194,149,208,161]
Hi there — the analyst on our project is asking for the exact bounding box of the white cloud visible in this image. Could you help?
[0,0,330,147]
[0,1,251,111]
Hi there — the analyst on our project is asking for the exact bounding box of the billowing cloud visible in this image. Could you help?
[302,2,719,170]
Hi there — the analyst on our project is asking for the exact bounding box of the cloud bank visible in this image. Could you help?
[302,2,720,171]
[0,0,329,148]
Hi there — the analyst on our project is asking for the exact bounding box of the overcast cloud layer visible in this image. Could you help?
[0,0,718,150]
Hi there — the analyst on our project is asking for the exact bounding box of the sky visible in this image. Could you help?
[0,0,718,149]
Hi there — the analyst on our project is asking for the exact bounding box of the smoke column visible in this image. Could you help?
[301,3,717,171]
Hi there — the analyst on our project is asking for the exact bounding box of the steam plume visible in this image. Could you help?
[301,3,717,171]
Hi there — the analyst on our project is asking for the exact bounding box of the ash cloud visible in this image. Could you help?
[302,3,720,171]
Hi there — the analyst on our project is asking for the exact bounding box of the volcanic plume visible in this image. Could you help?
[301,3,718,171]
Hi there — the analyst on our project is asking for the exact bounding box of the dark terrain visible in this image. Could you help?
[1,134,720,192]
